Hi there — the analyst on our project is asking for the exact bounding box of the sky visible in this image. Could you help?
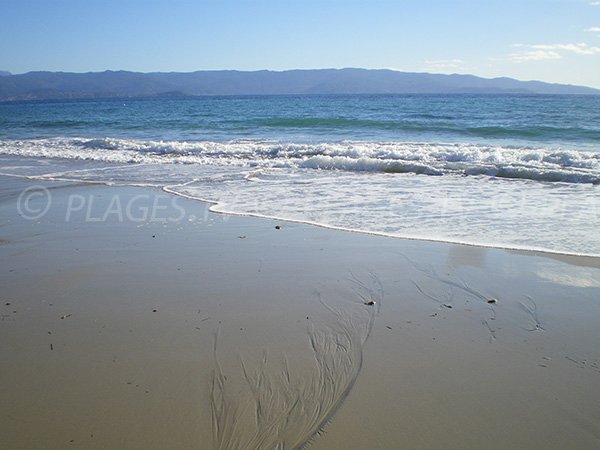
[2,0,600,88]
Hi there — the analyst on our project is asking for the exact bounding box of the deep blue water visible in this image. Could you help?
[1,94,599,149]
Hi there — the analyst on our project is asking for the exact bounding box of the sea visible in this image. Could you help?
[1,94,599,256]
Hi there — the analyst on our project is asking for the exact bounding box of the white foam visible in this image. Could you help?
[164,167,600,258]
[0,137,598,184]
[2,137,599,257]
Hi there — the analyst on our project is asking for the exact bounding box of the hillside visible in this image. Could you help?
[0,68,598,101]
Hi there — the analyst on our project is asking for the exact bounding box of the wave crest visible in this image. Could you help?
[1,137,598,184]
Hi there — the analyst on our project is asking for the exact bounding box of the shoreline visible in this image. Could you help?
[3,167,600,264]
[2,176,600,449]
[166,185,600,265]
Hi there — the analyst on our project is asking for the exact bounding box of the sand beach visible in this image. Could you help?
[1,176,599,449]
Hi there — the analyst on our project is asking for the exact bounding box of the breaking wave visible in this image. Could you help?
[1,137,599,184]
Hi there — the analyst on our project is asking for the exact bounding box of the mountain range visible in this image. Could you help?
[0,68,598,101]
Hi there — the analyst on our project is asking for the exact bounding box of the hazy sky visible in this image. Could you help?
[2,0,600,88]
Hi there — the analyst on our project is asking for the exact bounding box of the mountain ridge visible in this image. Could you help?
[0,68,598,101]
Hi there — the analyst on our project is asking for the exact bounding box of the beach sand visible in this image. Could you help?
[1,176,600,449]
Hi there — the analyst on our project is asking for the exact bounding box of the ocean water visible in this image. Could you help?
[1,94,599,256]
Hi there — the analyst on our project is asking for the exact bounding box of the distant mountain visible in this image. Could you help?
[0,68,598,101]
[0,71,11,77]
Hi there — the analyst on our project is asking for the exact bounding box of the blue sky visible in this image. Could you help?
[2,0,600,87]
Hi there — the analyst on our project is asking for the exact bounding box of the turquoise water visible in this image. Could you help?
[1,94,600,147]
[0,94,599,255]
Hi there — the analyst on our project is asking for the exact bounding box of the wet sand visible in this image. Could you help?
[1,176,600,449]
